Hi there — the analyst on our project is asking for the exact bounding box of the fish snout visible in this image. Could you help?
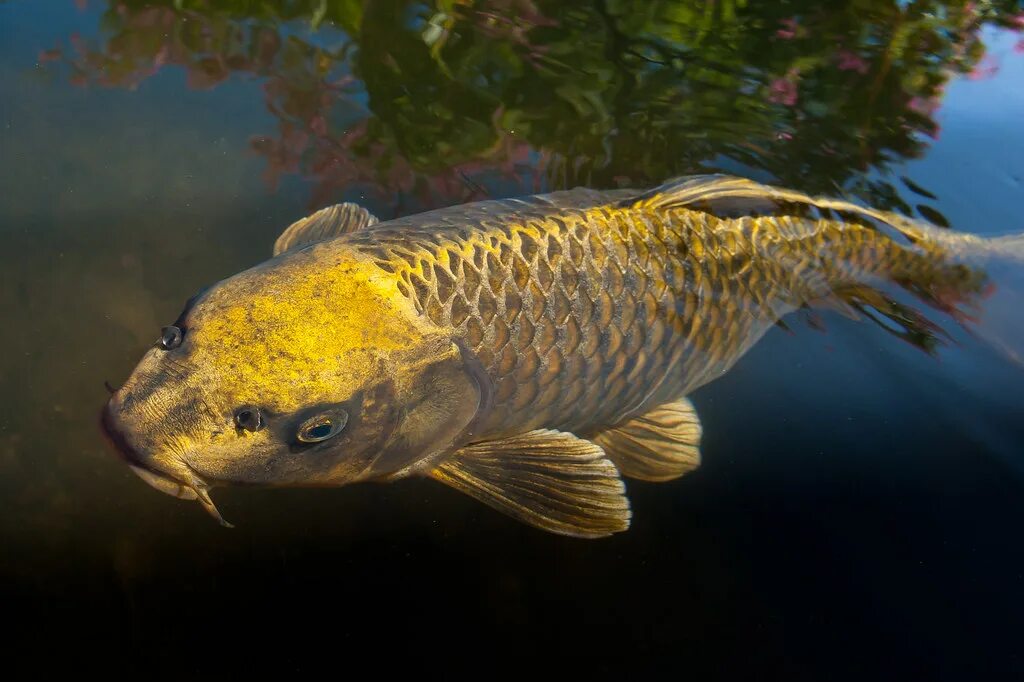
[99,364,186,469]
[100,394,215,513]
[100,390,183,484]
[100,396,147,468]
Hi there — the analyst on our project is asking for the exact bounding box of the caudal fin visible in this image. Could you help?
[986,233,1024,259]
[969,233,1024,364]
[631,175,1024,363]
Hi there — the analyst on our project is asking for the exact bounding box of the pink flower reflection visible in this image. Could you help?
[768,69,800,106]
[908,96,939,116]
[37,48,62,63]
[968,55,999,80]
[310,115,328,136]
[776,18,799,40]
[836,49,869,74]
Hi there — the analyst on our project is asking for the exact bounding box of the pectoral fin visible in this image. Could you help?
[273,202,378,256]
[590,399,702,482]
[430,429,630,538]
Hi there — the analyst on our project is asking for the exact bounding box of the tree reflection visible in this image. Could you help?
[51,0,1023,214]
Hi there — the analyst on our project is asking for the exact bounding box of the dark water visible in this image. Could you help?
[2,1,1024,678]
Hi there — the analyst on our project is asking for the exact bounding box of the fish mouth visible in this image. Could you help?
[99,400,146,468]
[99,402,233,527]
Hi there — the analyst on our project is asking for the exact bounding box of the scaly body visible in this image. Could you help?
[102,175,1010,536]
[342,181,983,440]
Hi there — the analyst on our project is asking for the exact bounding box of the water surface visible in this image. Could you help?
[2,1,1023,678]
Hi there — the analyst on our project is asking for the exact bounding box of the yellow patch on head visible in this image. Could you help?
[184,245,430,414]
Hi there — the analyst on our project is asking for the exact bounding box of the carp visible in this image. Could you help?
[101,176,1022,536]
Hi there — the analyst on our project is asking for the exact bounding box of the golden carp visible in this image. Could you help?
[101,175,1022,536]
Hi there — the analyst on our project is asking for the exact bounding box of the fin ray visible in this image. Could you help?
[591,399,702,482]
[625,174,950,246]
[273,202,379,256]
[430,429,630,538]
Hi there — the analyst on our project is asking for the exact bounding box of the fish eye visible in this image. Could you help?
[297,411,348,444]
[159,325,183,351]
[234,405,264,432]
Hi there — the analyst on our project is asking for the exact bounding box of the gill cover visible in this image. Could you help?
[367,339,491,479]
[274,203,492,478]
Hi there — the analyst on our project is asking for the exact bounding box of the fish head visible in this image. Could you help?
[101,244,488,523]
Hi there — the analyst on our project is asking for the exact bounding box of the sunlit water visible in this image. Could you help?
[2,1,1023,678]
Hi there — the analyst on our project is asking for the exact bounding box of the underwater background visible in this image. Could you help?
[1,1,1023,678]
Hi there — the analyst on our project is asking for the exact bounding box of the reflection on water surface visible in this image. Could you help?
[2,1,1023,678]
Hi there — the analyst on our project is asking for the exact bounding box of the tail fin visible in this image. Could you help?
[629,175,1024,364]
[966,234,1024,364]
[986,234,1024,259]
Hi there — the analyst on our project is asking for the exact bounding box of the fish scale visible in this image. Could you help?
[348,193,777,440]
[344,174,1002,452]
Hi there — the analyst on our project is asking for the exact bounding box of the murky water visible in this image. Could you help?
[2,1,1023,678]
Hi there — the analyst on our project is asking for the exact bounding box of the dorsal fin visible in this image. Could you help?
[624,174,936,244]
[625,174,781,216]
[273,203,379,256]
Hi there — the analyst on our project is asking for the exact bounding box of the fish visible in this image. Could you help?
[101,175,1023,537]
